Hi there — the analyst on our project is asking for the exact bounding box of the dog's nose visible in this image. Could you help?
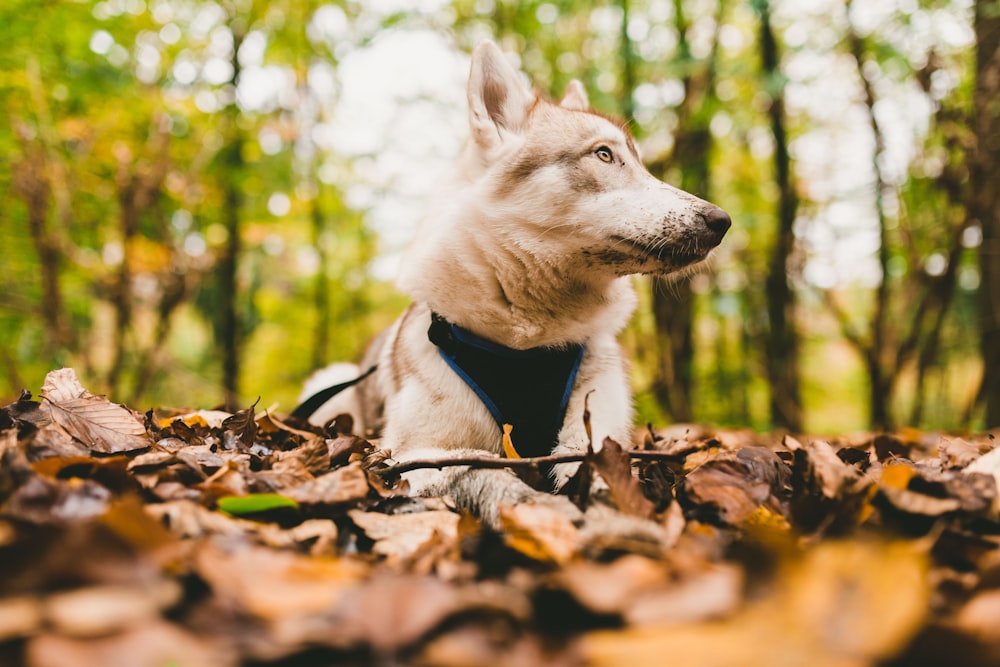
[702,206,732,237]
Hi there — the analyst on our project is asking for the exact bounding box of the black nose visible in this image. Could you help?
[702,206,732,237]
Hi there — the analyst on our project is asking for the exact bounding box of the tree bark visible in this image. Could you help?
[647,0,721,423]
[973,0,1000,427]
[758,0,803,432]
[219,24,246,410]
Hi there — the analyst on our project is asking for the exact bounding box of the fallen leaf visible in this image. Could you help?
[194,540,366,621]
[221,398,259,448]
[156,410,232,430]
[39,369,152,454]
[284,462,370,506]
[548,555,669,615]
[0,596,43,640]
[954,589,1000,642]
[273,436,331,475]
[584,539,928,667]
[328,435,373,466]
[348,509,460,560]
[330,575,531,654]
[26,620,235,667]
[592,437,655,519]
[790,439,875,534]
[500,502,579,564]
[2,475,110,524]
[965,447,1000,520]
[43,581,182,637]
[218,493,299,515]
[939,437,981,470]
[626,563,743,626]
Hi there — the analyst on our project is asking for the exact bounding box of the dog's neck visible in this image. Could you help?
[398,213,638,350]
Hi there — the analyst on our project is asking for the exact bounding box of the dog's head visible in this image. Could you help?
[463,41,730,277]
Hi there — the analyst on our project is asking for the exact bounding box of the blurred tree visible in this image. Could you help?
[821,0,975,430]
[647,0,723,424]
[973,0,1000,427]
[755,0,802,432]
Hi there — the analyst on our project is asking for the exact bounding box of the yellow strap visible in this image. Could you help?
[502,423,521,458]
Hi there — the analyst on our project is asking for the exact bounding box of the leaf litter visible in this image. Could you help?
[1,368,1000,665]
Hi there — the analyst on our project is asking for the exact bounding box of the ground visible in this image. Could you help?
[1,367,999,666]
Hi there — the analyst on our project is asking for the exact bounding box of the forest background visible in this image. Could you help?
[2,0,999,435]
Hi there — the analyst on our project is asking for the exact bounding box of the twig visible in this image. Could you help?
[378,449,686,478]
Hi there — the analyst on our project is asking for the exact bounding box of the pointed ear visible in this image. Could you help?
[468,41,534,151]
[559,80,589,111]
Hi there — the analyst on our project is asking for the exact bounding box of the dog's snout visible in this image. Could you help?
[702,206,731,238]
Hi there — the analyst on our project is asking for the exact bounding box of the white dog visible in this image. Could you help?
[297,41,730,524]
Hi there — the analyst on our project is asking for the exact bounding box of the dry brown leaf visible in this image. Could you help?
[954,589,1000,642]
[329,575,532,654]
[790,439,875,534]
[43,581,182,637]
[549,555,668,615]
[500,502,579,564]
[584,539,928,667]
[626,563,743,626]
[156,410,232,430]
[592,437,655,519]
[284,461,370,505]
[221,398,259,448]
[273,436,331,475]
[348,509,460,560]
[965,447,1000,519]
[940,437,982,469]
[39,368,152,454]
[145,499,263,539]
[26,620,235,667]
[2,475,111,524]
[194,540,367,621]
[418,625,576,667]
[0,596,43,641]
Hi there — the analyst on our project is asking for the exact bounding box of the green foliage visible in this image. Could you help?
[0,0,986,431]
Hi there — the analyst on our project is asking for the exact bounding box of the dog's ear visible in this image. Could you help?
[559,80,589,112]
[468,41,534,150]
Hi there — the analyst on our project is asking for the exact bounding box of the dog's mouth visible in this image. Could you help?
[608,235,715,268]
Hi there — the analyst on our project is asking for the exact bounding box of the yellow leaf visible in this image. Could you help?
[881,463,916,490]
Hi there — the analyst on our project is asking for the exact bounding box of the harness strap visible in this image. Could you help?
[428,312,585,458]
[290,364,377,421]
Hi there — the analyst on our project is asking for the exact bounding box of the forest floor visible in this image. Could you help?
[2,367,1000,667]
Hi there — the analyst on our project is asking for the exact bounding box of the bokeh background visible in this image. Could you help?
[2,0,998,434]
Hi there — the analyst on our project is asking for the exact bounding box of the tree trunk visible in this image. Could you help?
[758,0,803,432]
[310,195,330,369]
[647,0,721,423]
[973,0,1000,427]
[219,25,246,410]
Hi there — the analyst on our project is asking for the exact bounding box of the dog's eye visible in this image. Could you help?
[595,146,614,163]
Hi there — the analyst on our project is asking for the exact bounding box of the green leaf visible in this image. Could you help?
[218,494,299,515]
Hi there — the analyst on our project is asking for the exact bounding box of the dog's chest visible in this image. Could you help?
[428,313,584,457]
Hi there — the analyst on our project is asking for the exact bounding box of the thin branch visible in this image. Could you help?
[378,449,686,478]
[819,287,869,351]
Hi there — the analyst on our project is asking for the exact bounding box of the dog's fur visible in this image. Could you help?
[300,42,730,525]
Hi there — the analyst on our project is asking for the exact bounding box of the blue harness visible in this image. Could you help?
[427,313,585,458]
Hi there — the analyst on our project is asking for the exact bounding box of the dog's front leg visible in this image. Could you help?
[548,341,635,489]
[395,446,583,529]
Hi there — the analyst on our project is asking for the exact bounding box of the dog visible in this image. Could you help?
[297,41,730,526]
